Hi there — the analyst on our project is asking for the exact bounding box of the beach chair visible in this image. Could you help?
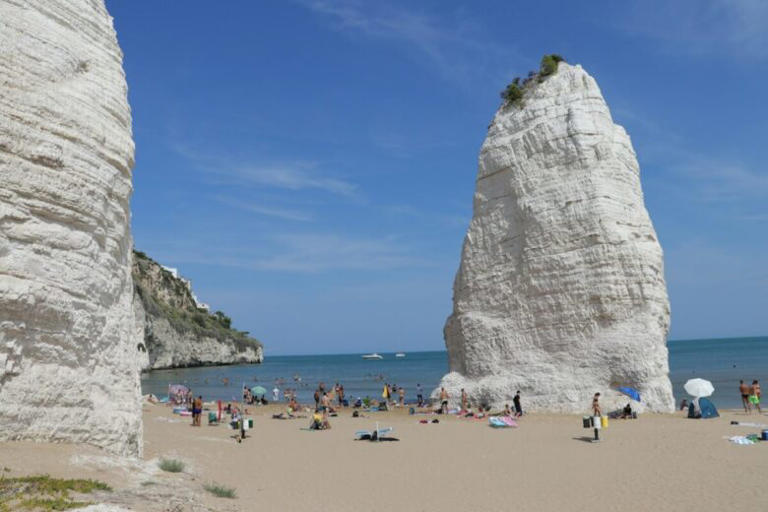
[354,426,394,441]
[208,412,218,425]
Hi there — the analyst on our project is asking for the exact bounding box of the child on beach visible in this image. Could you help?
[513,391,522,418]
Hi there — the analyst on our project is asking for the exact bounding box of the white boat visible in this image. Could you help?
[362,353,383,360]
[395,352,406,358]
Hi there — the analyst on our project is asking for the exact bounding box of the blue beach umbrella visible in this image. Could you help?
[251,385,267,397]
[616,386,641,402]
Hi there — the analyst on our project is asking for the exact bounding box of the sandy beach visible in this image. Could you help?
[2,402,767,511]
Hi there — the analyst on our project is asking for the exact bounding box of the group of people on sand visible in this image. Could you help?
[434,387,523,418]
[739,380,762,414]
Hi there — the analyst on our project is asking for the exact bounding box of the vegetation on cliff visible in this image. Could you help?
[500,54,566,107]
[133,250,262,355]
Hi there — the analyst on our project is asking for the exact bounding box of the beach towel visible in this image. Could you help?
[732,421,768,428]
[728,435,757,445]
[489,416,518,428]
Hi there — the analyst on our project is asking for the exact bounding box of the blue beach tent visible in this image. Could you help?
[688,397,719,419]
[699,398,719,418]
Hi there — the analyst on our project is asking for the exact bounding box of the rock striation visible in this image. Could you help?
[133,251,263,370]
[0,1,142,454]
[440,62,674,413]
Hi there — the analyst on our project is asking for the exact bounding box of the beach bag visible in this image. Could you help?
[601,416,609,428]
[583,416,592,428]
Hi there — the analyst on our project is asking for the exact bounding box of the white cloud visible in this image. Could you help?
[232,165,358,197]
[614,0,768,59]
[299,0,519,87]
[172,143,360,199]
[213,195,314,222]
[669,157,768,203]
[148,232,427,273]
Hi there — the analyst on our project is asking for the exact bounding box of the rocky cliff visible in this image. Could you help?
[133,251,263,369]
[441,60,674,413]
[0,0,142,455]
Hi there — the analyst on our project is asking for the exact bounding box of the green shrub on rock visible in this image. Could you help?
[539,54,566,79]
[500,81,523,105]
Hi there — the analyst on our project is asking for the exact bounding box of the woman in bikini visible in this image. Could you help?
[592,392,602,416]
[749,380,762,414]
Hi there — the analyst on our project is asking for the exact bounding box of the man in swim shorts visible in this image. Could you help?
[749,380,762,414]
[440,387,449,414]
[193,395,203,426]
[739,380,751,413]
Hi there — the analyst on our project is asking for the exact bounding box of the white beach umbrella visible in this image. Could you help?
[684,378,715,398]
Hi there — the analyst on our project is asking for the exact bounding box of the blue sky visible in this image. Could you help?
[108,0,767,355]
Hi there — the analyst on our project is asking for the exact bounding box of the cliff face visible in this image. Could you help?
[133,251,263,370]
[441,62,674,413]
[0,1,142,455]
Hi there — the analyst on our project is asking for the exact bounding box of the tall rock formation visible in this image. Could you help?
[441,62,674,413]
[133,251,263,370]
[0,1,142,454]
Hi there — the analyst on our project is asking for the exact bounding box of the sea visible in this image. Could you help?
[141,336,768,410]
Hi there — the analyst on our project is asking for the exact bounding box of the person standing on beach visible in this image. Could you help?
[321,392,330,412]
[314,388,320,409]
[416,383,423,407]
[592,393,602,416]
[440,387,449,414]
[740,380,751,413]
[398,386,405,407]
[460,388,468,411]
[193,395,203,426]
[749,380,762,414]
[338,384,345,407]
[513,391,522,418]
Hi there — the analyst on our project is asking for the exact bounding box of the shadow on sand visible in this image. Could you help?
[572,436,598,443]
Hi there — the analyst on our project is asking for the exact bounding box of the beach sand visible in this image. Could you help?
[2,402,767,511]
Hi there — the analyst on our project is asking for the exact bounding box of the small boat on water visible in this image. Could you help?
[395,352,406,358]
[362,353,383,360]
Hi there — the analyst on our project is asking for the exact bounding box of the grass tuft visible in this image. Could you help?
[203,483,236,499]
[158,459,184,473]
[0,475,110,511]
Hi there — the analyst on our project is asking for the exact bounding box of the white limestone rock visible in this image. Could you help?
[440,62,674,413]
[0,0,142,454]
[133,251,264,370]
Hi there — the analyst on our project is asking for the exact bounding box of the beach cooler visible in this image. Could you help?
[762,430,768,441]
[600,416,609,428]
